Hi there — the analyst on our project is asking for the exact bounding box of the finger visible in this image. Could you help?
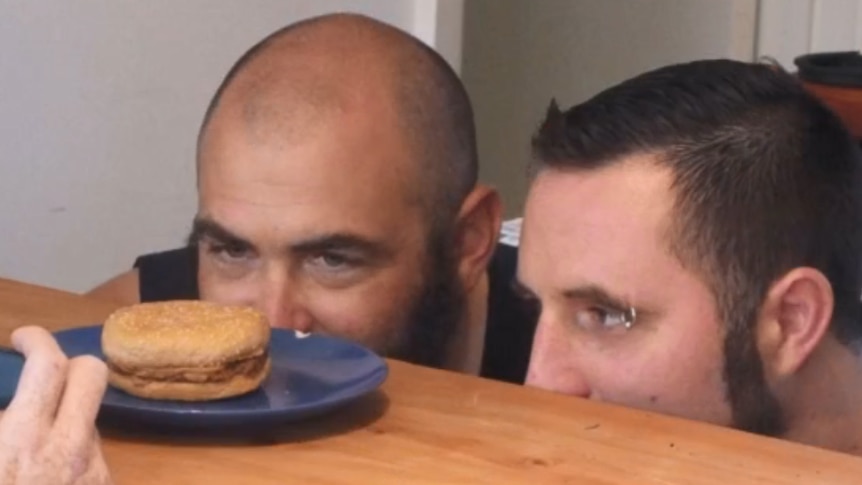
[3,326,68,433]
[82,438,115,485]
[52,355,108,451]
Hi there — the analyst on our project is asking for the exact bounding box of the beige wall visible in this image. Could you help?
[461,0,757,217]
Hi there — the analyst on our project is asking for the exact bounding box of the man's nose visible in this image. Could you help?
[258,272,313,333]
[525,318,590,398]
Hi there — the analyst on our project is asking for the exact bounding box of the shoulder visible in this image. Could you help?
[86,247,199,305]
[85,269,140,306]
[134,246,199,302]
[133,246,198,270]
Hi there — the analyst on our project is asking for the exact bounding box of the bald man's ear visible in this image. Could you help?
[453,185,503,292]
[756,267,835,380]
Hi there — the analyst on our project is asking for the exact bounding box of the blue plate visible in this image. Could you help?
[0,348,23,407]
[0,326,388,428]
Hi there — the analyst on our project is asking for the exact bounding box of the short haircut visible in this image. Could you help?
[531,59,862,348]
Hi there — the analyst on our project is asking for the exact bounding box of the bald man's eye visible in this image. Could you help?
[312,253,350,269]
[305,251,364,274]
[204,240,255,264]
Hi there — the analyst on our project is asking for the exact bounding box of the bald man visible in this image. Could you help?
[87,13,536,382]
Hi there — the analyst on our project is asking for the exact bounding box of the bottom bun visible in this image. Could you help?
[108,358,272,402]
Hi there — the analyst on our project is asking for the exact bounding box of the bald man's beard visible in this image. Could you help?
[384,231,467,369]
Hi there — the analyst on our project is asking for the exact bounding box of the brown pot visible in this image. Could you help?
[795,51,862,139]
[801,80,862,139]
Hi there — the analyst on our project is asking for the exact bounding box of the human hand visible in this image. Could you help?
[0,326,112,485]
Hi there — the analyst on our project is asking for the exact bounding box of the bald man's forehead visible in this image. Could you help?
[198,66,409,172]
[196,87,426,217]
[238,76,347,143]
[210,35,404,138]
[204,75,400,157]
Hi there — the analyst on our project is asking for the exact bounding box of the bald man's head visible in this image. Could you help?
[197,13,478,230]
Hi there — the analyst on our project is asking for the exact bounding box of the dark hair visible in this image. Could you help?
[197,13,478,230]
[531,59,862,349]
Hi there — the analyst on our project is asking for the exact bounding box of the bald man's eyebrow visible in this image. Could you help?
[187,217,255,253]
[187,216,392,265]
[289,233,392,264]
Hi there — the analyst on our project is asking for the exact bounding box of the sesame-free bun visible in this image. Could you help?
[101,300,272,401]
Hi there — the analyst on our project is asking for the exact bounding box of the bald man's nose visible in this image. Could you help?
[259,275,313,333]
[525,320,590,398]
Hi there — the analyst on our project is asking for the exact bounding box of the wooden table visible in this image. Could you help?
[2,276,862,484]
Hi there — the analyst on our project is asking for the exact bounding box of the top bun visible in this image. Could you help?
[102,300,270,368]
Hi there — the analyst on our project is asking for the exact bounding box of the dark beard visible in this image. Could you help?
[723,318,787,436]
[386,230,467,369]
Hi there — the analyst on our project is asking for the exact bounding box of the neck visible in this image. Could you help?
[443,273,489,376]
[781,339,862,456]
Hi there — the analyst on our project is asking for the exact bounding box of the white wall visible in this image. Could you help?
[461,0,758,217]
[411,0,465,75]
[0,0,458,292]
[757,0,862,68]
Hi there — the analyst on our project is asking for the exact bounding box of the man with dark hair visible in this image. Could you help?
[517,59,862,454]
[88,13,535,382]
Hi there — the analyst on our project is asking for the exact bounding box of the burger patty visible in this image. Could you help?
[108,353,268,384]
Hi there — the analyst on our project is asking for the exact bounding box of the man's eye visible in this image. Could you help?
[310,252,354,270]
[208,242,251,261]
[573,307,630,331]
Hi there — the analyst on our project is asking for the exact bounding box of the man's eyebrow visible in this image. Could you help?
[562,285,631,310]
[187,217,253,248]
[289,233,391,260]
[512,279,630,307]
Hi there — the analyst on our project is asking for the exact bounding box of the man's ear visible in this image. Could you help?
[755,267,835,379]
[453,185,503,291]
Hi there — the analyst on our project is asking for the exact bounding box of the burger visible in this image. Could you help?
[101,300,272,401]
